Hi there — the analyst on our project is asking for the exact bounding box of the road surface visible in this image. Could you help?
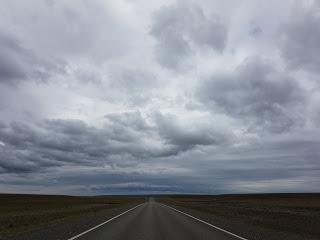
[70,198,247,240]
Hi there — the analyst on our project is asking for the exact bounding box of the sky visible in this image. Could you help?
[0,0,320,195]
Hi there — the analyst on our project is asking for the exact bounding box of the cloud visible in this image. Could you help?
[0,0,138,62]
[0,112,198,174]
[279,1,320,73]
[0,118,135,174]
[0,31,65,85]
[106,68,159,106]
[197,56,306,133]
[1,115,320,194]
[0,110,234,175]
[154,112,232,150]
[0,0,319,195]
[150,0,227,70]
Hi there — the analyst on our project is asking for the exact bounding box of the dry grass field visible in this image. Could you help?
[1,193,319,239]
[158,193,320,239]
[0,194,144,237]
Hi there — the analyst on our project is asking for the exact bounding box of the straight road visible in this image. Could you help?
[70,198,247,240]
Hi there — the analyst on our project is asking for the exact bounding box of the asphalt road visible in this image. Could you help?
[70,198,247,240]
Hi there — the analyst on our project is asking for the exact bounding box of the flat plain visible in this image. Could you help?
[1,193,319,240]
[0,194,144,239]
[158,193,320,240]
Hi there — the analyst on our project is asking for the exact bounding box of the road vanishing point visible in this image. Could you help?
[68,198,248,240]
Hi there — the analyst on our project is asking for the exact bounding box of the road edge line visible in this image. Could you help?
[160,203,249,240]
[67,203,145,240]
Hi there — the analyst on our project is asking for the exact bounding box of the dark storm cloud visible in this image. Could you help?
[198,57,306,133]
[2,122,320,194]
[0,108,237,177]
[0,111,230,174]
[154,112,231,150]
[0,119,132,174]
[0,31,65,85]
[150,0,227,70]
[279,1,320,73]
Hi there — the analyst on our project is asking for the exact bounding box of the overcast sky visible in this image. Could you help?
[0,0,320,195]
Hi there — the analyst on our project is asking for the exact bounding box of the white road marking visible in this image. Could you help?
[160,203,249,240]
[67,203,145,240]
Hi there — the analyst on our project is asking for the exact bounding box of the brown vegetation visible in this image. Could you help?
[0,194,144,236]
[158,193,320,239]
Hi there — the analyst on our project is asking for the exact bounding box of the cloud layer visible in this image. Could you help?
[0,0,319,195]
[197,57,306,133]
[151,0,227,69]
